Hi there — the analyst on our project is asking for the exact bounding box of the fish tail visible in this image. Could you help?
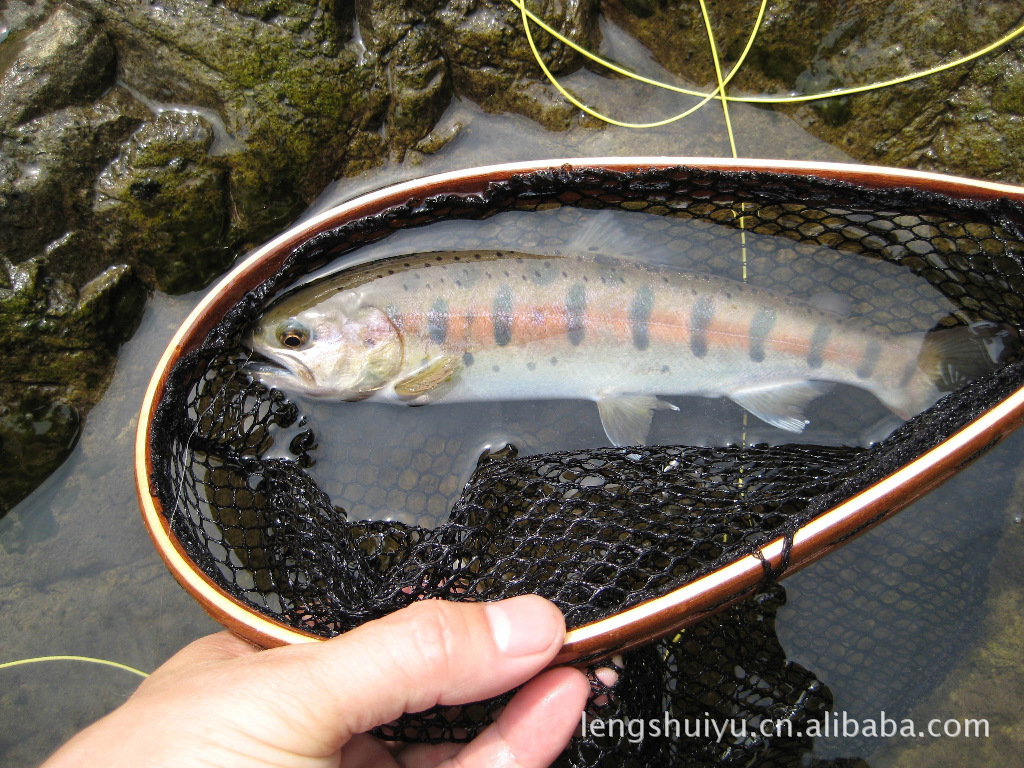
[920,322,1019,389]
[882,322,1019,418]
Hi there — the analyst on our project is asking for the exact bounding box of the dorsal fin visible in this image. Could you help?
[807,291,852,318]
[566,211,641,257]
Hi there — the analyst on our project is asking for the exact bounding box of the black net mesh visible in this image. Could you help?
[147,166,1024,765]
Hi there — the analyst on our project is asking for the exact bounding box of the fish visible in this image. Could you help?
[245,224,1014,447]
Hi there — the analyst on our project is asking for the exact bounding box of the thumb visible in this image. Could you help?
[239,595,568,752]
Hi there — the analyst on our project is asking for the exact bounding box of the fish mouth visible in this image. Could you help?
[245,353,316,390]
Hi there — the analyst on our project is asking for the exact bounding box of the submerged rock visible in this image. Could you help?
[0,392,81,514]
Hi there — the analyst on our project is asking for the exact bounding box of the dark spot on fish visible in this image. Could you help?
[403,263,410,268]
[435,256,442,261]
[455,280,462,287]
[534,270,541,278]
[565,283,586,346]
[544,261,550,268]
[551,357,558,365]
[402,284,409,291]
[582,275,589,282]
[493,284,513,347]
[807,323,831,369]
[414,273,421,279]
[748,307,777,363]
[463,352,474,366]
[661,365,670,373]
[387,269,395,275]
[428,298,448,345]
[527,362,536,371]
[629,286,655,351]
[474,253,481,259]
[521,275,527,281]
[493,365,500,372]
[857,341,882,379]
[662,276,669,284]
[691,296,714,358]
[562,271,568,278]
[453,256,461,261]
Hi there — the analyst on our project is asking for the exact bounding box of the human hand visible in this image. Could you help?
[42,595,590,768]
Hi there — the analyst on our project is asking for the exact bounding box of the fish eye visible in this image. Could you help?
[277,321,310,349]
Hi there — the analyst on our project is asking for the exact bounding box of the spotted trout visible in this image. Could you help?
[246,247,1011,447]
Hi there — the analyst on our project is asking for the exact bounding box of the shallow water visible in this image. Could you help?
[3,35,1024,768]
[0,292,220,765]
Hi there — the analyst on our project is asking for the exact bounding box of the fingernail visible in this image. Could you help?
[485,596,561,657]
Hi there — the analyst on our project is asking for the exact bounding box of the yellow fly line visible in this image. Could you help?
[512,0,1024,119]
[515,0,768,129]
[0,655,150,679]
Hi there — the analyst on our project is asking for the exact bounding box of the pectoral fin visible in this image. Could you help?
[597,395,678,447]
[729,381,831,433]
[393,355,461,401]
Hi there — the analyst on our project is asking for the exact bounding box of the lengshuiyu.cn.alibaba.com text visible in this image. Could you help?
[580,710,991,745]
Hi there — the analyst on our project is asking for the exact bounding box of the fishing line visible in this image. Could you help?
[0,656,149,678]
[514,0,767,129]
[511,0,1024,120]
[696,0,751,462]
[697,0,739,158]
[735,20,1024,105]
[508,0,741,98]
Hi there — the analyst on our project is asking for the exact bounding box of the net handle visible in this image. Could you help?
[135,157,1024,658]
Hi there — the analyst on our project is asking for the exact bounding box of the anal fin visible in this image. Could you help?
[729,381,831,433]
[597,394,678,447]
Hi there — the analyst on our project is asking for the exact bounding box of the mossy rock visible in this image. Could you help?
[602,0,1024,181]
[0,0,602,513]
[93,112,233,293]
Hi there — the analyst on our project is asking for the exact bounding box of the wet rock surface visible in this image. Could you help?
[0,0,596,513]
[604,0,1024,177]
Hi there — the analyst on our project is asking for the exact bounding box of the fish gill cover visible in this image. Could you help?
[149,165,1024,765]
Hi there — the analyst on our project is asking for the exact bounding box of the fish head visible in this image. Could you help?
[246,292,403,399]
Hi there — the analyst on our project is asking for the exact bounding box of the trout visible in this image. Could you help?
[246,247,1010,447]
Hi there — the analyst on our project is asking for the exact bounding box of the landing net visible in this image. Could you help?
[147,166,1024,765]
